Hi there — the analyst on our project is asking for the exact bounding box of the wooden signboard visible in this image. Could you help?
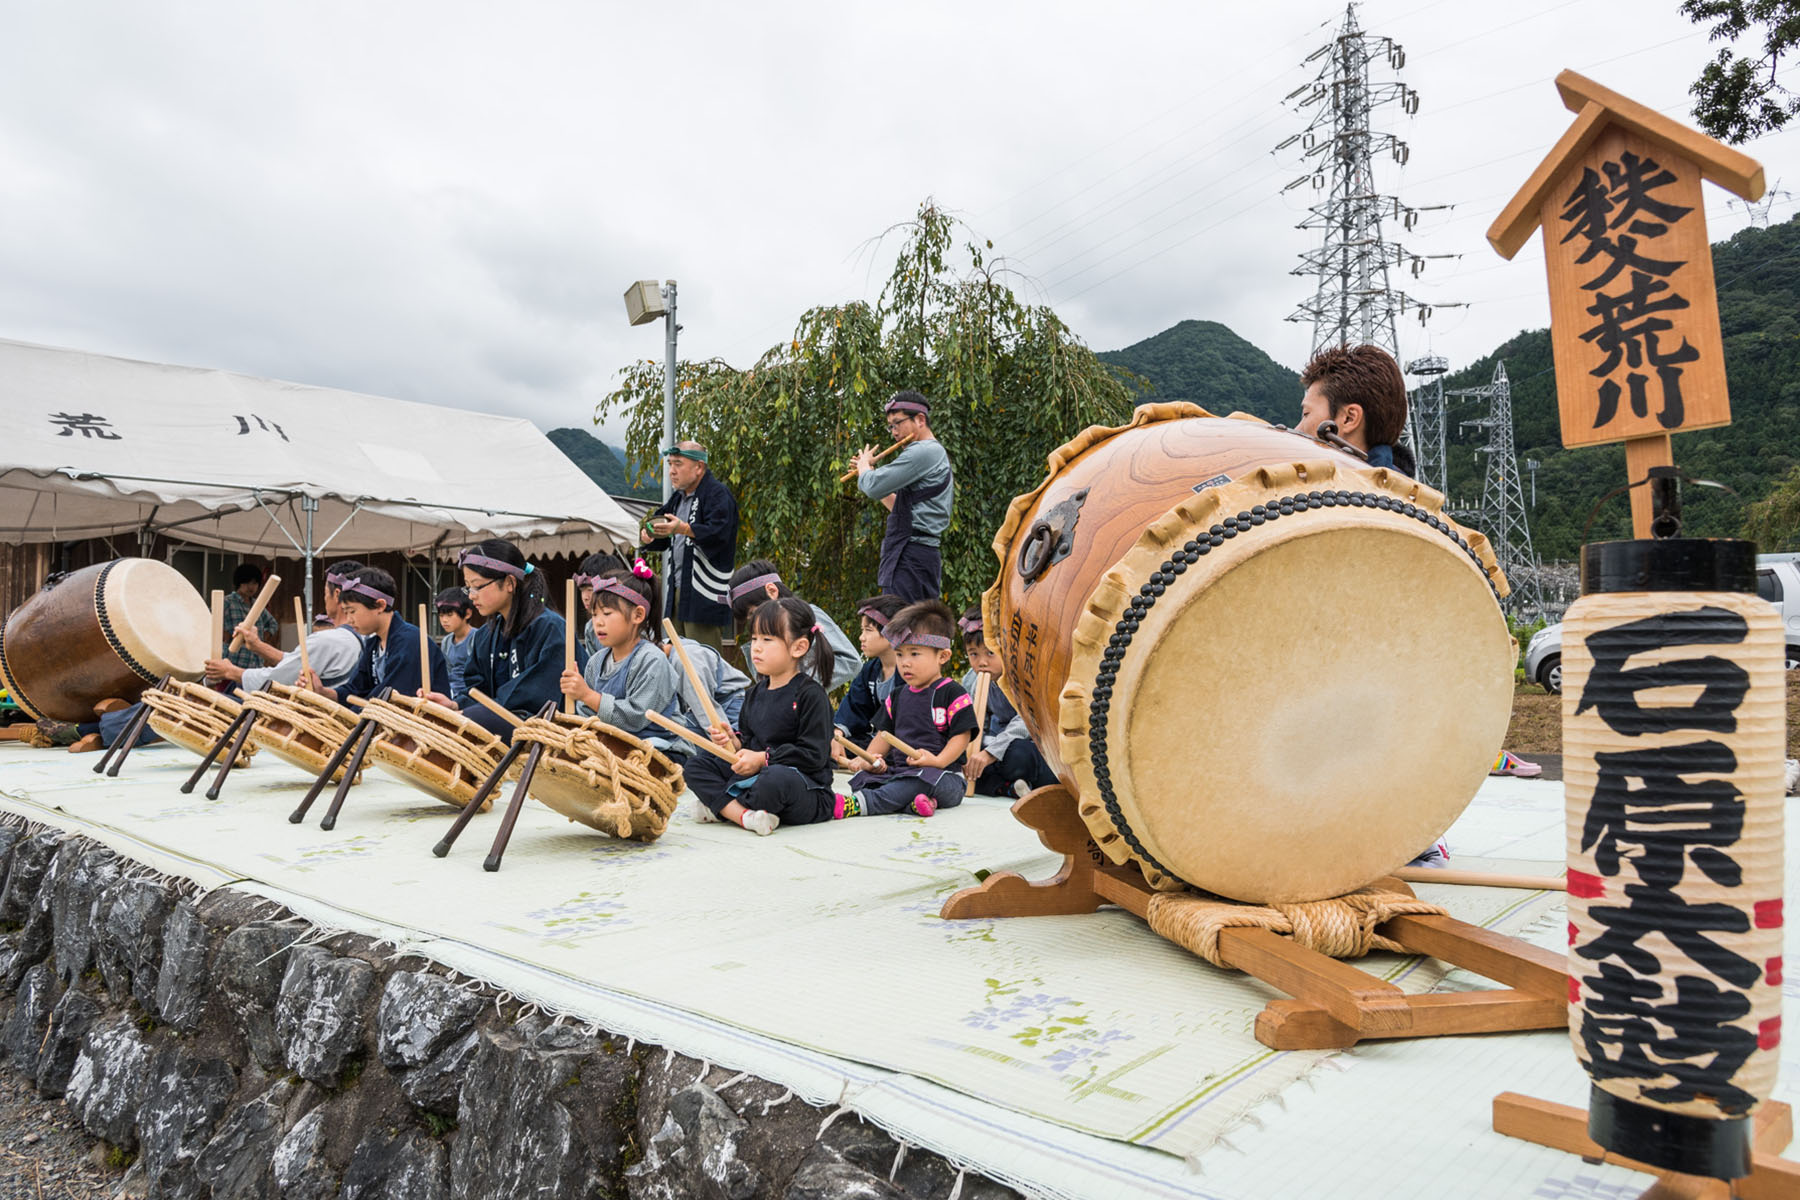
[1488,71,1763,535]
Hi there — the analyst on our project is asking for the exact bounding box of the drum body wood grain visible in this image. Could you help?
[243,684,360,781]
[985,403,1517,904]
[0,559,211,722]
[365,694,511,810]
[514,715,685,842]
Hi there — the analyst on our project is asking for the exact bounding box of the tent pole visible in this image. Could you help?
[302,496,318,621]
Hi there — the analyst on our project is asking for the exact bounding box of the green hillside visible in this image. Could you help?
[546,427,658,500]
[1099,319,1300,424]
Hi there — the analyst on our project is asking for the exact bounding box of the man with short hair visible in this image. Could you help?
[640,441,738,651]
[221,563,279,672]
[851,391,954,603]
[1295,344,1416,476]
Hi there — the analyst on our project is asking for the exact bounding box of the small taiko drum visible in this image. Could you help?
[512,713,685,842]
[241,683,361,782]
[0,559,211,722]
[141,680,255,761]
[986,403,1517,904]
[363,693,512,810]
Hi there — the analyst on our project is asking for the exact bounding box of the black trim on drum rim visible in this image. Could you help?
[94,560,160,685]
[1085,490,1501,886]
[0,622,44,722]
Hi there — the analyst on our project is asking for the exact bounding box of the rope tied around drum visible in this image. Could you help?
[240,687,359,778]
[361,696,502,784]
[141,683,257,759]
[512,717,683,823]
[1145,886,1446,966]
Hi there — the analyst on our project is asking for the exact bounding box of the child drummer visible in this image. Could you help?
[313,566,448,703]
[958,605,1056,799]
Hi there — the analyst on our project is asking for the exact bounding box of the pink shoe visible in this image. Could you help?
[909,793,936,818]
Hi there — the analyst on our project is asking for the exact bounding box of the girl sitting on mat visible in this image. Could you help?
[424,539,576,739]
[573,549,627,658]
[560,562,685,752]
[687,596,840,836]
[842,599,978,819]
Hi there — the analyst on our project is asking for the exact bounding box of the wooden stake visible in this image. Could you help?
[833,732,881,766]
[1624,434,1674,539]
[227,574,281,654]
[969,673,991,757]
[662,618,737,747]
[564,577,577,716]
[417,603,432,698]
[293,596,311,688]
[465,688,524,729]
[1394,866,1567,891]
[838,437,911,483]
[644,708,739,763]
[210,589,225,658]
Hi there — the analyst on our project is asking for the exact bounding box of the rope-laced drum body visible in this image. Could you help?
[363,693,514,809]
[0,559,210,722]
[141,679,256,761]
[986,403,1516,905]
[242,683,360,782]
[511,713,685,842]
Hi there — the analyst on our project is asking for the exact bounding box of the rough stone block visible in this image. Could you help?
[783,1141,908,1200]
[1,960,59,1076]
[98,874,178,1009]
[399,1027,478,1118]
[50,842,122,985]
[376,971,483,1070]
[66,1015,153,1149]
[137,1045,237,1200]
[217,921,302,1069]
[275,946,376,1086]
[0,829,59,924]
[342,1127,451,1200]
[625,1083,759,1200]
[155,899,210,1032]
[271,1107,336,1200]
[193,1078,297,1200]
[35,984,102,1097]
[0,824,22,885]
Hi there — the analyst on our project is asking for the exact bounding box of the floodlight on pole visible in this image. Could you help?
[621,279,680,503]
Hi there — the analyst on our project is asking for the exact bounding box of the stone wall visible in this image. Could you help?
[0,822,1023,1200]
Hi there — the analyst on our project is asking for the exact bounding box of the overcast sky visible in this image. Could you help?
[3,1,1795,446]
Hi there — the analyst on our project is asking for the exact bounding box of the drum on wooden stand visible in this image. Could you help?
[363,693,513,810]
[985,403,1517,904]
[0,559,211,722]
[141,680,256,761]
[510,713,685,842]
[241,683,361,782]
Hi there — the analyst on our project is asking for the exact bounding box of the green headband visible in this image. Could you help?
[662,446,709,463]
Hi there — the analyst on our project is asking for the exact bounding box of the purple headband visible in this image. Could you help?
[889,627,952,650]
[573,572,603,591]
[885,395,929,416]
[856,604,889,624]
[341,579,395,608]
[728,572,782,604]
[325,570,352,591]
[458,550,526,579]
[592,577,650,612]
[957,615,982,633]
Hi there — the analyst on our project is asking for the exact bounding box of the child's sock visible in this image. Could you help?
[740,810,780,836]
[909,793,936,818]
[833,792,864,819]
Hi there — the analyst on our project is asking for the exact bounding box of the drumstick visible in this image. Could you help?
[345,696,368,708]
[210,589,225,657]
[969,673,991,757]
[1392,866,1567,892]
[465,688,525,729]
[293,597,311,688]
[833,732,881,766]
[662,619,738,747]
[644,709,738,763]
[417,604,431,698]
[875,730,925,759]
[564,577,577,716]
[228,574,281,653]
[838,437,911,483]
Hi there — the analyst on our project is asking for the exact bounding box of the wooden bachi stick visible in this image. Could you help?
[465,688,525,729]
[662,619,737,748]
[210,589,226,658]
[564,577,578,716]
[1392,866,1567,892]
[345,696,368,708]
[645,709,739,763]
[875,730,924,759]
[417,604,432,698]
[969,673,991,757]
[833,732,881,766]
[227,574,281,653]
[838,437,911,483]
[294,597,312,688]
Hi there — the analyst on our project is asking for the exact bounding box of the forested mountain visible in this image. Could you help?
[1099,319,1300,423]
[546,427,658,499]
[1100,217,1800,560]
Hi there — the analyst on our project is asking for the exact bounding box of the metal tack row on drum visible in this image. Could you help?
[985,402,1518,905]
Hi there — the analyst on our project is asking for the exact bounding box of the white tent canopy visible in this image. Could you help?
[0,339,638,583]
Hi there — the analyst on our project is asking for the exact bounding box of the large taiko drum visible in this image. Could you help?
[363,693,514,810]
[0,559,211,723]
[986,403,1517,904]
[512,713,686,842]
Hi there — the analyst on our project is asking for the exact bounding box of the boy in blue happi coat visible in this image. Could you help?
[315,566,447,705]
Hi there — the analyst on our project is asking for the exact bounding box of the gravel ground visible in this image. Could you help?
[0,1073,123,1199]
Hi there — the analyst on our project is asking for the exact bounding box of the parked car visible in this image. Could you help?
[1526,554,1800,694]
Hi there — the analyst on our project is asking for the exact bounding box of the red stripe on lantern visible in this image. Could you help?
[1567,869,1605,899]
[1768,957,1783,986]
[1755,899,1784,929]
[1760,1016,1782,1051]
